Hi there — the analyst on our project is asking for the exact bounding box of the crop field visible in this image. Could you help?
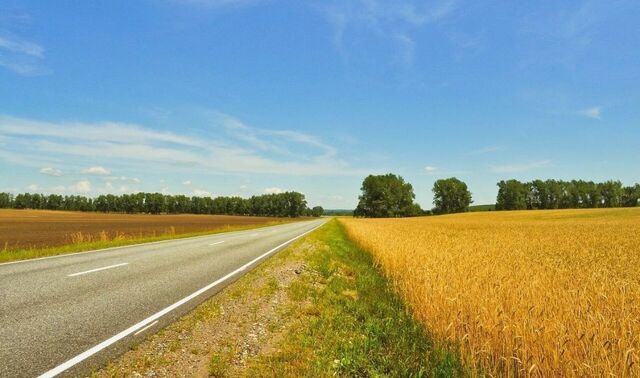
[340,208,640,377]
[0,209,289,250]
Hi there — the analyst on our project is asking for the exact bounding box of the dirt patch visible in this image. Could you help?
[94,238,319,378]
[0,210,289,249]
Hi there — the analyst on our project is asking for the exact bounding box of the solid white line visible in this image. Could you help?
[0,220,314,267]
[133,320,158,336]
[67,263,129,277]
[38,220,325,378]
[208,241,225,246]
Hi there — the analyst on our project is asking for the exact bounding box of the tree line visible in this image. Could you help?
[0,191,324,218]
[496,179,640,210]
[354,174,472,217]
[352,174,640,218]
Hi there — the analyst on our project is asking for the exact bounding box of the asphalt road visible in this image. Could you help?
[0,219,326,377]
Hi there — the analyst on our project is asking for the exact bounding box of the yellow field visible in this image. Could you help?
[340,208,640,377]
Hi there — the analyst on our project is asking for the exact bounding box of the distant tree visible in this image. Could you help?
[0,192,13,208]
[311,206,324,217]
[432,177,472,214]
[45,194,64,210]
[622,184,640,207]
[600,180,623,208]
[496,180,529,210]
[354,174,419,218]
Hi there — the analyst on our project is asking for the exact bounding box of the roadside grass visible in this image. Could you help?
[0,221,290,264]
[242,220,466,377]
[95,219,466,377]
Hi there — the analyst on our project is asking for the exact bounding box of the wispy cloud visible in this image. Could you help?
[0,36,43,57]
[424,165,468,176]
[0,113,363,177]
[68,180,92,194]
[264,187,285,194]
[468,146,503,155]
[216,111,337,159]
[82,166,111,175]
[0,34,47,75]
[40,167,63,177]
[320,0,458,65]
[192,188,212,197]
[490,160,552,174]
[580,106,602,120]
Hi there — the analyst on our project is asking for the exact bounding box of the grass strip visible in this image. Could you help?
[242,219,465,377]
[95,219,465,377]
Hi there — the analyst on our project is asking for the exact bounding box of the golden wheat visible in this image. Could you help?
[340,208,640,377]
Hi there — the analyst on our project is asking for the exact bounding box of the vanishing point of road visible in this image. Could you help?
[0,219,326,377]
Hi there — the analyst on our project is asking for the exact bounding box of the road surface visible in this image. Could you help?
[0,219,326,377]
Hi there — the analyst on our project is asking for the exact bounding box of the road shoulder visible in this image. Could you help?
[93,219,463,377]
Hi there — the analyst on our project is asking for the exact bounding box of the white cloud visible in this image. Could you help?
[51,185,67,193]
[264,187,285,194]
[192,189,211,197]
[0,114,362,177]
[104,176,141,184]
[321,0,458,64]
[26,183,39,192]
[82,166,111,175]
[490,160,552,174]
[0,35,47,75]
[580,106,602,120]
[40,167,63,177]
[0,36,44,57]
[183,180,192,186]
[468,146,502,155]
[424,165,438,173]
[69,180,92,194]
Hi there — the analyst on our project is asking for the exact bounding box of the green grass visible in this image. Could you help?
[0,221,290,264]
[244,220,465,377]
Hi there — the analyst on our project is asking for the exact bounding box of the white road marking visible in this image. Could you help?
[38,221,325,378]
[208,241,225,246]
[133,320,158,336]
[67,263,129,277]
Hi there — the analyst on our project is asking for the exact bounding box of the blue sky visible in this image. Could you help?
[1,0,638,208]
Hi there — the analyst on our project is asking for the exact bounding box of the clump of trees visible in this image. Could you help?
[432,177,473,214]
[496,179,640,210]
[354,174,423,217]
[0,191,323,218]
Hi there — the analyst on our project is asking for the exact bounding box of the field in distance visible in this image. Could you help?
[340,208,640,377]
[0,209,290,250]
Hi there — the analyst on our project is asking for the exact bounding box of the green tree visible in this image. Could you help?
[310,206,324,217]
[355,174,419,218]
[622,184,640,207]
[432,177,473,214]
[0,192,13,208]
[600,180,623,207]
[496,180,528,210]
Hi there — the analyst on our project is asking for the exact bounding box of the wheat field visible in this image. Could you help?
[340,208,640,377]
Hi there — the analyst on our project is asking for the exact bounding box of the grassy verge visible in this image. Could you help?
[0,221,290,264]
[96,219,464,377]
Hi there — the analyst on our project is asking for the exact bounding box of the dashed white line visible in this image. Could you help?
[208,241,225,246]
[67,263,129,277]
[38,221,325,378]
[134,320,158,336]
